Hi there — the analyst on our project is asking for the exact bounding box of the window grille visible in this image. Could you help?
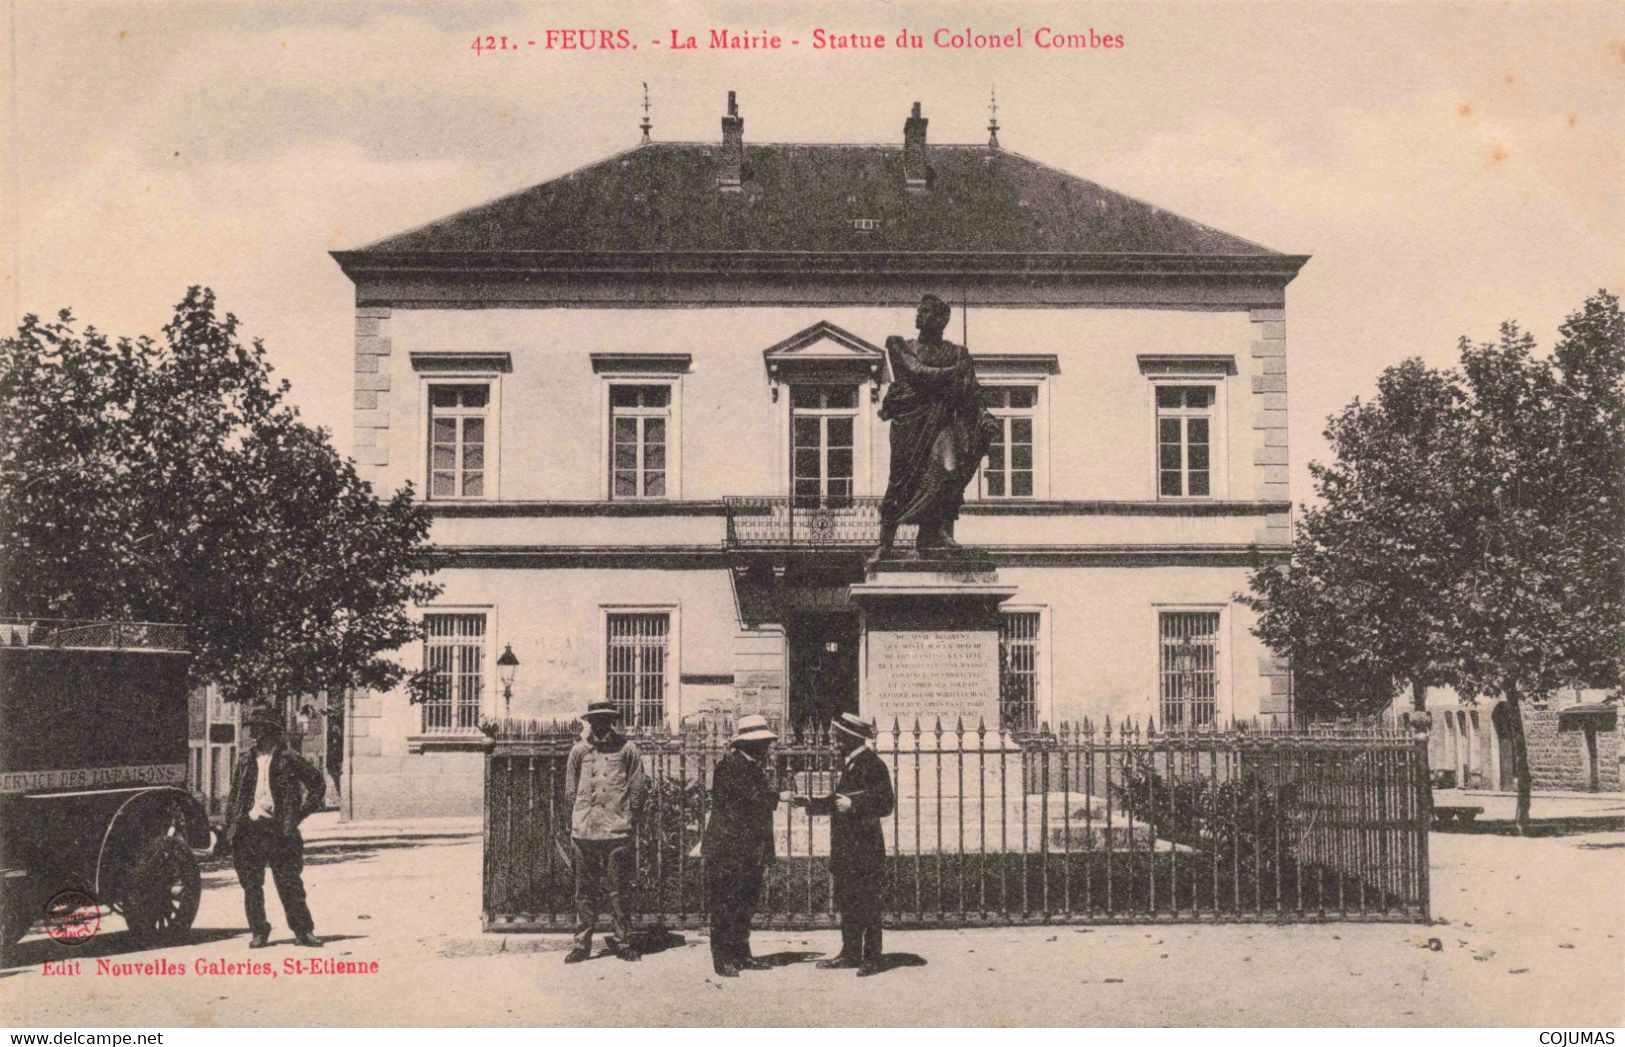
[999,611,1042,730]
[610,385,671,499]
[981,386,1037,498]
[1159,611,1219,729]
[428,384,489,499]
[1156,385,1214,498]
[422,613,486,733]
[606,612,669,728]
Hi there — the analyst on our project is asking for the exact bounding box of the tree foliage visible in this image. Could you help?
[1244,359,1470,714]
[0,288,442,704]
[1244,291,1624,830]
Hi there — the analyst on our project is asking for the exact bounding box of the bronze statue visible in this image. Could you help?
[872,294,999,561]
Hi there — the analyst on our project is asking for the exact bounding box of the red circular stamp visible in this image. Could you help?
[43,889,101,945]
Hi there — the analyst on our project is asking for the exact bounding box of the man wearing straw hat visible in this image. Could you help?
[793,712,895,976]
[701,714,783,977]
[563,701,646,964]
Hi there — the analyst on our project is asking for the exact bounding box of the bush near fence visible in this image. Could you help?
[483,718,1430,930]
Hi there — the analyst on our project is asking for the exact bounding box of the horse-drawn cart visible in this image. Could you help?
[1,619,213,958]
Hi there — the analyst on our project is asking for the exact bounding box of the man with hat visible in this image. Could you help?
[563,701,647,963]
[701,714,782,977]
[793,712,895,976]
[219,703,328,948]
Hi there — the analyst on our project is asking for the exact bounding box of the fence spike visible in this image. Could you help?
[912,716,922,739]
[934,715,944,739]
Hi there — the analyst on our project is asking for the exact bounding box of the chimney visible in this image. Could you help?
[719,90,744,192]
[903,101,929,192]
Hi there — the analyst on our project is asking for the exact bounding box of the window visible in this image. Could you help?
[428,384,489,499]
[981,386,1037,498]
[999,611,1042,730]
[606,612,669,728]
[1159,611,1219,729]
[422,613,486,733]
[790,385,857,509]
[610,385,670,499]
[1156,386,1215,498]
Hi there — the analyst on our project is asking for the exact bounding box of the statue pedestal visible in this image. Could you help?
[849,554,1015,732]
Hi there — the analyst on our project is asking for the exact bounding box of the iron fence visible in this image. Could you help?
[483,717,1430,931]
[0,617,188,651]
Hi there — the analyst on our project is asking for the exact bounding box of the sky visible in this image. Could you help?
[5,0,1623,500]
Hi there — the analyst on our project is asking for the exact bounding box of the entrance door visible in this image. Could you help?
[1586,728,1600,793]
[787,612,860,731]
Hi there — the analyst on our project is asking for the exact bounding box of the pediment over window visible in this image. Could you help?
[1137,354,1236,376]
[590,352,692,375]
[409,351,512,373]
[974,353,1060,376]
[762,321,888,386]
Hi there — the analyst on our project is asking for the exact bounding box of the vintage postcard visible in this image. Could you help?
[1,0,1621,1032]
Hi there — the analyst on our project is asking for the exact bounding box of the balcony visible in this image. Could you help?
[725,497,914,549]
[723,496,1287,557]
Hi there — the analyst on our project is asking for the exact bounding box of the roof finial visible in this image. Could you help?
[987,85,1001,149]
[639,81,653,144]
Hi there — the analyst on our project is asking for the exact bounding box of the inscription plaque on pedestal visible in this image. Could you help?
[867,629,1000,728]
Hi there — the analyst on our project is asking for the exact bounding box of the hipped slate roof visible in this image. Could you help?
[355,142,1279,256]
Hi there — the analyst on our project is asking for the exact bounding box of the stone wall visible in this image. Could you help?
[1523,704,1620,792]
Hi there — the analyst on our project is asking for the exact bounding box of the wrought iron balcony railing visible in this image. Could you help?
[725,497,917,549]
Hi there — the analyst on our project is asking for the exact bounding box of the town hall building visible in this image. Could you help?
[331,94,1309,820]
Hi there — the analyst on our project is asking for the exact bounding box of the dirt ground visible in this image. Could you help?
[3,810,1621,1027]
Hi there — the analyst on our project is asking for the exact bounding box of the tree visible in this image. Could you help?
[1244,359,1470,716]
[1245,291,1625,832]
[1448,296,1625,831]
[0,288,442,713]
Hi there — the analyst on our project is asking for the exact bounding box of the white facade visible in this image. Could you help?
[333,116,1305,819]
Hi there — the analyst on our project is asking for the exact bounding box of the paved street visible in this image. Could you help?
[4,810,1622,1027]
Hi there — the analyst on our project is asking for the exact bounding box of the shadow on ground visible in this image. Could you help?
[197,832,480,881]
[872,952,927,974]
[631,928,687,955]
[1435,816,1625,836]
[1,927,243,972]
[755,950,823,967]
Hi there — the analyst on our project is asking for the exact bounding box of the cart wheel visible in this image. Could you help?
[0,886,34,965]
[124,834,201,945]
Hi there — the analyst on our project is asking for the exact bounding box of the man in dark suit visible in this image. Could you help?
[701,714,781,977]
[219,704,328,948]
[794,712,895,976]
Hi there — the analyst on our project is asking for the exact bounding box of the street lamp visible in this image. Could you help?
[497,644,520,714]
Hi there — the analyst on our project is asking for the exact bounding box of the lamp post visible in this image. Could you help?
[497,644,520,715]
